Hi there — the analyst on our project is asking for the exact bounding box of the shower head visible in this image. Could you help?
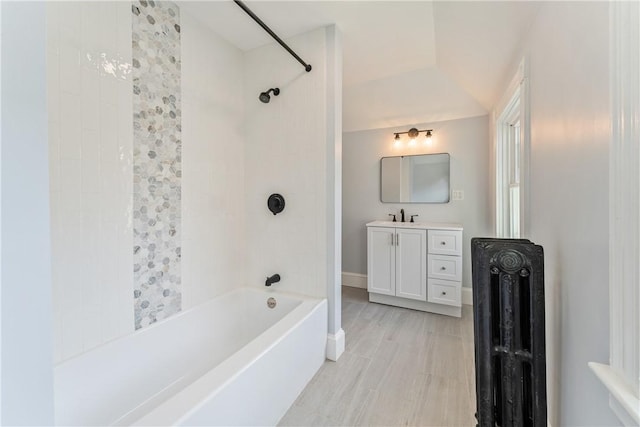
[259,87,280,103]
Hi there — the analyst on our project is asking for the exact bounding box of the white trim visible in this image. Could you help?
[590,363,640,426]
[326,329,345,362]
[462,287,473,306]
[494,58,530,238]
[341,272,367,289]
[611,396,639,427]
[495,59,525,117]
[519,60,531,237]
[609,0,640,392]
[0,2,3,420]
[591,3,640,425]
[325,25,343,357]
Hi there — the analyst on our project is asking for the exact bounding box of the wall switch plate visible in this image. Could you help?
[452,190,464,201]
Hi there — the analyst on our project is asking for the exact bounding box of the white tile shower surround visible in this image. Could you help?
[243,27,332,300]
[180,10,245,310]
[47,1,248,363]
[280,287,476,426]
[47,1,134,363]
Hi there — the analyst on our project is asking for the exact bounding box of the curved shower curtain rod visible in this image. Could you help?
[233,0,312,72]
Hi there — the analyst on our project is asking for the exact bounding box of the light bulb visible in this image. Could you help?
[394,134,401,147]
[409,138,416,146]
[425,130,433,145]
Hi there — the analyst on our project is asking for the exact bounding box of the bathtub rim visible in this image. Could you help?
[53,286,316,369]
[53,287,325,426]
[125,291,327,426]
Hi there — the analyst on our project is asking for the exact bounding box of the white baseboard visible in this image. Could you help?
[341,272,367,289]
[326,329,345,361]
[370,292,461,317]
[462,287,473,306]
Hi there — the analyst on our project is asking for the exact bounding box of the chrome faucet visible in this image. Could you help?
[400,208,405,222]
[265,274,281,287]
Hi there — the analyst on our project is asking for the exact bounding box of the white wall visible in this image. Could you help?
[181,10,245,310]
[243,27,334,299]
[47,1,134,363]
[1,2,54,424]
[48,2,248,363]
[502,2,617,425]
[342,115,492,289]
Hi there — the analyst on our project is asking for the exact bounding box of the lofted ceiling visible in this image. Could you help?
[181,1,541,131]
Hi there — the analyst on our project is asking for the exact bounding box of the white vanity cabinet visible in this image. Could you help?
[367,226,427,301]
[366,221,463,317]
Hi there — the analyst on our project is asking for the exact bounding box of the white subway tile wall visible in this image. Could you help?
[243,28,330,299]
[180,10,245,310]
[48,1,248,362]
[48,1,134,363]
[46,0,334,364]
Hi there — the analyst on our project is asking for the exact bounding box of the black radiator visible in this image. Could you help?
[471,238,547,427]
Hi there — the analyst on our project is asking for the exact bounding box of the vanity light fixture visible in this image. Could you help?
[392,127,434,146]
[425,130,433,145]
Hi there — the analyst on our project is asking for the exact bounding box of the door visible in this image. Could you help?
[367,227,395,296]
[395,228,427,301]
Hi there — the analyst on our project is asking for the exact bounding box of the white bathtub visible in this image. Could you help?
[54,288,328,426]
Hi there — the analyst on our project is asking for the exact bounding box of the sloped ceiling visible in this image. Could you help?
[181,1,541,131]
[344,67,487,132]
[433,1,540,111]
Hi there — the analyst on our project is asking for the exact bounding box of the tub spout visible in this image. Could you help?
[265,274,281,287]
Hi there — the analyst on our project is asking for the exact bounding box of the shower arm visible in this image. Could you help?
[233,0,312,73]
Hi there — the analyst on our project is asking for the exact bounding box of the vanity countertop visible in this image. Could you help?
[366,220,463,230]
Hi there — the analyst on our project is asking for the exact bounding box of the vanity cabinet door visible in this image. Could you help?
[367,227,396,296]
[395,228,427,301]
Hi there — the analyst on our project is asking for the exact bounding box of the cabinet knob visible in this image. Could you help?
[440,266,446,270]
[442,291,447,295]
[440,241,446,245]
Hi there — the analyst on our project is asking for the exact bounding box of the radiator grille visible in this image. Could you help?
[471,238,547,427]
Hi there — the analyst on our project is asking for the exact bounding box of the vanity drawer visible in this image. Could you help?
[428,254,462,281]
[428,279,461,307]
[428,230,462,256]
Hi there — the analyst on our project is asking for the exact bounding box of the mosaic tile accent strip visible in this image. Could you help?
[132,0,182,329]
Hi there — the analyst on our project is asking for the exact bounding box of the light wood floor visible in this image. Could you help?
[279,286,476,427]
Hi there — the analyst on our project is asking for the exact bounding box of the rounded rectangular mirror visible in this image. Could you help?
[380,153,450,203]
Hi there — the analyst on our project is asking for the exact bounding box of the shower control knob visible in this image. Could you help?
[267,193,285,215]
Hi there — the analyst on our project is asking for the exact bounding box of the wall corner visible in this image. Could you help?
[326,329,345,361]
